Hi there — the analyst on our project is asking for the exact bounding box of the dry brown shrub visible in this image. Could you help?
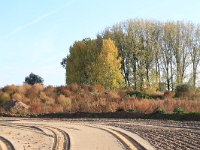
[12,93,23,101]
[44,86,57,99]
[118,89,126,98]
[105,90,120,99]
[119,98,136,110]
[72,95,90,112]
[21,97,31,105]
[30,103,42,114]
[24,84,44,100]
[45,97,55,105]
[89,84,105,93]
[16,86,26,95]
[39,92,48,103]
[68,83,80,92]
[57,95,72,106]
[120,98,200,113]
[2,85,17,95]
[62,89,72,97]
[18,84,31,94]
[51,104,63,113]
[33,83,44,91]
[106,102,118,112]
[81,84,90,93]
[40,105,52,113]
[0,107,5,113]
[163,91,175,99]
[57,86,72,97]
[90,98,107,112]
[25,87,39,100]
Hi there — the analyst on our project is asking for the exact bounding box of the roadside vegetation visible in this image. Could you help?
[0,84,200,115]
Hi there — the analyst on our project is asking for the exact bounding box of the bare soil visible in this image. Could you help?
[0,117,199,150]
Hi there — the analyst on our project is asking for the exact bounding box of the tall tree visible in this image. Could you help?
[89,39,125,89]
[190,25,200,88]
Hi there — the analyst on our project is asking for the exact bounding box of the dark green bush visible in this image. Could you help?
[153,108,166,114]
[126,91,163,99]
[173,107,185,114]
[128,109,138,113]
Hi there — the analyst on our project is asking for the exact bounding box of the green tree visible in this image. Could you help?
[25,73,44,85]
[66,38,99,84]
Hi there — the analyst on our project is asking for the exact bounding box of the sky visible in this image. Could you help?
[1,0,200,87]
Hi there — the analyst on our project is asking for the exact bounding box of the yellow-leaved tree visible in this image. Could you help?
[89,39,125,89]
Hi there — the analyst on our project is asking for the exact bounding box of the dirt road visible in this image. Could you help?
[0,118,199,150]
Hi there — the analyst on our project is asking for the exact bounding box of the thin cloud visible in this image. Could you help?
[5,11,57,39]
[4,0,74,39]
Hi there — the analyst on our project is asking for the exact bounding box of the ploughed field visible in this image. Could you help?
[0,118,199,150]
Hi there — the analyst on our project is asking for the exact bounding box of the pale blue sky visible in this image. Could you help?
[0,0,200,87]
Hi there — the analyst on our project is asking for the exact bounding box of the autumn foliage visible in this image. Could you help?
[0,84,200,114]
[65,38,125,89]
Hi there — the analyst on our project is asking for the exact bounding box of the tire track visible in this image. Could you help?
[43,127,58,150]
[0,124,48,136]
[0,136,15,150]
[44,126,70,150]
[0,123,70,150]
[85,124,155,150]
[57,128,70,150]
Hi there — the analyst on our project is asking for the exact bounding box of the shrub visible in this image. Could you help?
[153,108,166,114]
[57,86,72,97]
[175,84,193,98]
[51,104,63,113]
[105,90,120,99]
[118,89,126,98]
[163,91,175,99]
[44,86,57,99]
[39,92,48,103]
[45,97,55,105]
[12,93,23,101]
[173,107,185,114]
[30,103,42,114]
[68,83,80,92]
[25,87,39,100]
[2,85,17,95]
[127,91,162,99]
[89,84,105,93]
[33,83,44,91]
[16,86,26,95]
[128,109,138,113]
[57,95,72,106]
[0,92,10,105]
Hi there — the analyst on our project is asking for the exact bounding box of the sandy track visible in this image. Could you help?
[0,118,156,150]
[1,118,199,150]
[0,136,15,150]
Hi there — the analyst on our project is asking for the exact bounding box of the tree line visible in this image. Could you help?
[62,19,200,91]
